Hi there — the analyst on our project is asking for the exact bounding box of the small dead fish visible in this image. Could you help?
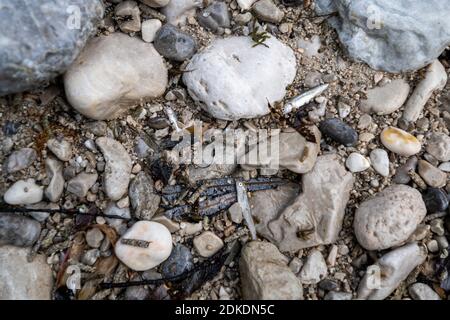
[236,181,257,240]
[164,106,182,132]
[283,84,329,115]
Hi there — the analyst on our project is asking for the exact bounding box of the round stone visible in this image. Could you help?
[193,231,224,257]
[115,221,173,271]
[422,188,449,214]
[345,152,370,173]
[354,184,427,250]
[380,127,421,157]
[319,118,359,147]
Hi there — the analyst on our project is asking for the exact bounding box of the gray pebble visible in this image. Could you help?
[0,213,41,247]
[4,148,37,173]
[154,24,197,61]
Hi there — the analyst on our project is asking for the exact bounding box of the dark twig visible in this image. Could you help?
[0,205,132,221]
[99,248,230,289]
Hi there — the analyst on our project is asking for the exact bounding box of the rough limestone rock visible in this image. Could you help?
[0,214,41,247]
[64,33,168,120]
[0,246,53,300]
[183,36,296,120]
[250,183,300,240]
[266,154,354,252]
[315,0,450,72]
[357,243,427,300]
[239,241,303,300]
[0,0,103,95]
[354,185,426,251]
[240,127,320,174]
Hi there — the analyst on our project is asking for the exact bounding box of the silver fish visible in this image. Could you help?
[235,181,257,240]
[164,106,182,132]
[283,84,329,115]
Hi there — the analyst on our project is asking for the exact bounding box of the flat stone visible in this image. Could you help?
[67,172,98,198]
[267,154,354,252]
[240,127,320,174]
[129,172,161,220]
[4,179,43,205]
[239,241,303,300]
[0,214,41,247]
[64,33,167,120]
[380,127,421,157]
[0,0,103,95]
[141,19,162,43]
[345,152,370,173]
[249,183,300,240]
[418,160,447,188]
[319,118,359,147]
[183,36,296,120]
[154,24,197,62]
[299,250,328,284]
[252,0,284,24]
[409,283,441,300]
[0,246,53,299]
[360,79,410,115]
[115,221,173,271]
[354,185,426,250]
[193,231,224,258]
[370,149,390,177]
[357,243,427,300]
[96,137,132,201]
[426,133,450,162]
[4,148,37,173]
[315,0,450,72]
[45,157,64,202]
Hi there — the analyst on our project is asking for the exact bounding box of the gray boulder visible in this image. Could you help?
[239,241,303,300]
[315,0,450,72]
[0,0,104,95]
[0,246,53,300]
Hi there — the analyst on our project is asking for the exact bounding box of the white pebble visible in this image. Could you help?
[370,148,390,177]
[141,19,162,43]
[345,153,371,173]
[380,127,421,157]
[4,179,43,205]
[115,221,173,271]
